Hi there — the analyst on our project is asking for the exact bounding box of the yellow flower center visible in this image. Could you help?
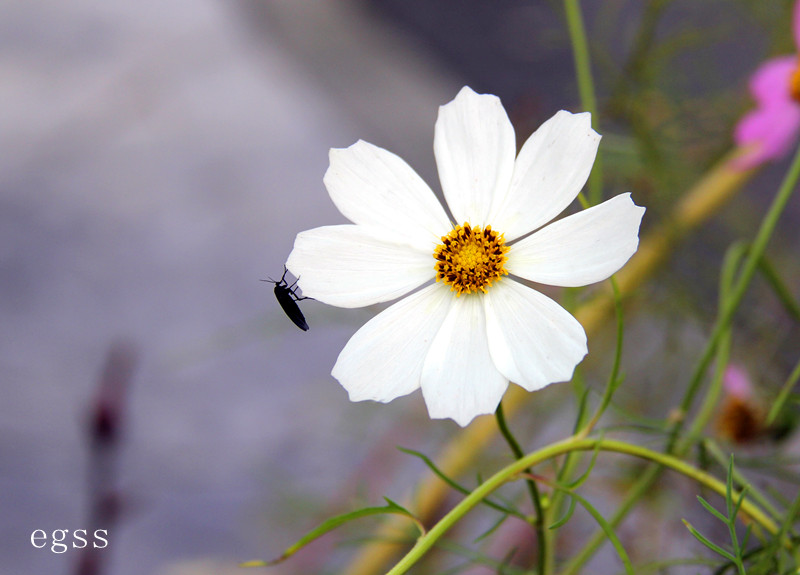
[791,57,800,102]
[433,223,509,296]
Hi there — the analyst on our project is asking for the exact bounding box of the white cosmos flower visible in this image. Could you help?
[287,86,645,427]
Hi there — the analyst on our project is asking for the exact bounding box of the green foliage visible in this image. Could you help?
[240,498,423,568]
[683,457,751,574]
[396,446,526,520]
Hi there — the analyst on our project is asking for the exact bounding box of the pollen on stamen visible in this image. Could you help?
[433,223,509,296]
[791,60,800,103]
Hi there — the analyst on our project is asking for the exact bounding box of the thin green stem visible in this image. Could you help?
[670,143,800,449]
[682,241,746,446]
[777,488,800,563]
[545,432,585,575]
[684,329,729,445]
[547,278,624,572]
[580,276,625,436]
[766,354,800,427]
[758,255,800,321]
[494,402,546,574]
[545,278,625,571]
[495,401,525,462]
[565,0,603,205]
[384,437,781,575]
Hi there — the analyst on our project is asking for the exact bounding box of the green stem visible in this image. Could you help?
[384,437,780,575]
[565,0,603,206]
[766,354,800,427]
[671,143,800,448]
[682,241,745,446]
[580,276,625,436]
[547,278,624,572]
[494,402,546,574]
[777,488,800,564]
[495,401,525,463]
[758,255,800,321]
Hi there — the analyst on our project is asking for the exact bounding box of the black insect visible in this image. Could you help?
[263,267,310,331]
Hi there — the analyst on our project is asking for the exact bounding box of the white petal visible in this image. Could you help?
[324,140,452,252]
[332,284,453,403]
[286,225,433,308]
[507,193,645,287]
[490,111,600,241]
[434,86,516,226]
[420,293,509,426]
[485,280,587,392]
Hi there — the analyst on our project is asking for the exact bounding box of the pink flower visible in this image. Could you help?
[722,364,753,399]
[734,1,800,169]
[716,364,763,444]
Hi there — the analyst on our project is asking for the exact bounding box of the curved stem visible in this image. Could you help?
[565,0,602,206]
[385,437,780,575]
[494,402,546,575]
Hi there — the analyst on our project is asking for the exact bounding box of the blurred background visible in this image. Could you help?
[2,1,799,574]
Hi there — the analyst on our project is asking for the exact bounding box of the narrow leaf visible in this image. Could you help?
[565,441,602,490]
[548,495,577,530]
[398,446,470,495]
[571,491,634,575]
[397,446,523,518]
[542,479,634,575]
[682,519,736,561]
[741,523,753,551]
[572,387,591,433]
[766,355,800,427]
[474,513,509,543]
[696,495,730,524]
[726,454,735,519]
[758,255,800,321]
[240,500,422,567]
[731,487,750,524]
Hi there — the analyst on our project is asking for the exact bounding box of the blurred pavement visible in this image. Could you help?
[0,1,461,573]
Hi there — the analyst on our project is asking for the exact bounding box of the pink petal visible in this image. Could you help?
[749,56,795,105]
[733,101,800,169]
[723,365,753,399]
